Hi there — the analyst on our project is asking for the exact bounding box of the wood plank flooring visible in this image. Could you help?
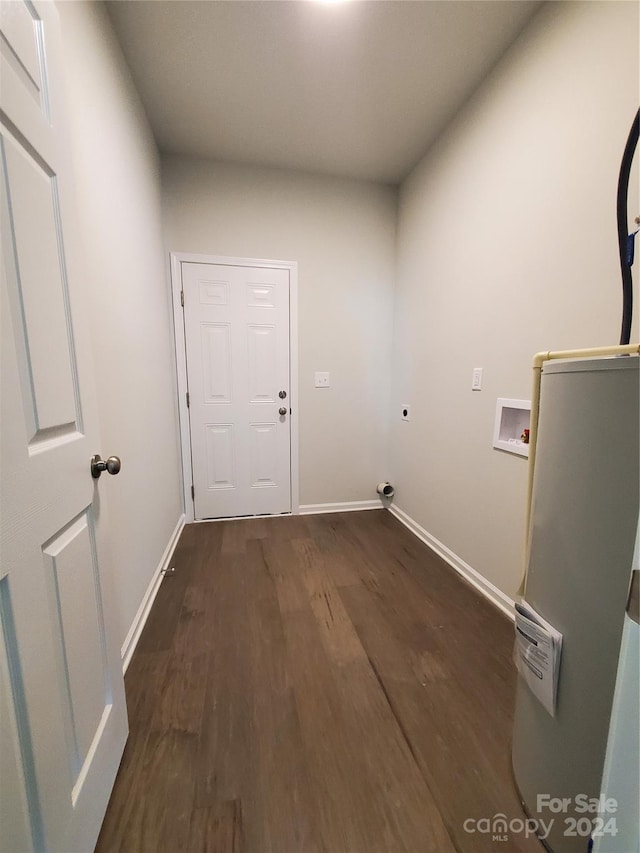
[96,510,542,853]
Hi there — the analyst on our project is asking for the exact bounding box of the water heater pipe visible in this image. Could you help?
[518,343,640,596]
[617,110,639,345]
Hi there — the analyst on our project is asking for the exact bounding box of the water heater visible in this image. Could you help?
[512,355,639,853]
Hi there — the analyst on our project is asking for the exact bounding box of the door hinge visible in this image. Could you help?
[186,391,190,408]
[191,485,195,501]
[180,290,184,307]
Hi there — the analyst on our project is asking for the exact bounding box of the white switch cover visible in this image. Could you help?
[315,371,330,388]
[401,404,411,421]
[472,368,483,391]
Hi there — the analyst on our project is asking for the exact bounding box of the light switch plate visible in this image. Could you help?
[401,404,411,421]
[315,371,330,388]
[472,368,483,391]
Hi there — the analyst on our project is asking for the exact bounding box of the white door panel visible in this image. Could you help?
[0,2,127,850]
[182,262,291,519]
[205,423,235,489]
[2,114,79,438]
[201,323,232,403]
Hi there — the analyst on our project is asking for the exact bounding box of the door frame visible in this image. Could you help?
[169,252,299,523]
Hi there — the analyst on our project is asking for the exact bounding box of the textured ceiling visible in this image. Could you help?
[107,0,541,184]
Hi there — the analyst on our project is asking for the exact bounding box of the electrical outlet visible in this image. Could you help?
[472,368,483,391]
[315,371,330,388]
[401,404,411,421]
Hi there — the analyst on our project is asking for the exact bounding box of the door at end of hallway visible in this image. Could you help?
[180,261,292,520]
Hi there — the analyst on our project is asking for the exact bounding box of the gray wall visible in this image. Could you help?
[162,157,398,507]
[59,1,183,652]
[390,0,639,600]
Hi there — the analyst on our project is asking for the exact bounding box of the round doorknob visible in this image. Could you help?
[278,407,287,416]
[91,454,122,479]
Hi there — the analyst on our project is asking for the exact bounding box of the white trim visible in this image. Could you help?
[170,253,300,522]
[170,253,192,519]
[299,499,382,515]
[289,271,299,514]
[387,504,515,620]
[120,514,186,673]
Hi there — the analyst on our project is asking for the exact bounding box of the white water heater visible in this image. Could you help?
[512,355,639,853]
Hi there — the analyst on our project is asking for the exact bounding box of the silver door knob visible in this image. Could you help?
[91,454,121,479]
[279,390,287,399]
[279,407,287,416]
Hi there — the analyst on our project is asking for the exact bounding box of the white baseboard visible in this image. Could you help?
[120,513,186,673]
[387,504,515,621]
[299,499,382,515]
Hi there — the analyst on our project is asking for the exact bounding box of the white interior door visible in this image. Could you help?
[0,2,127,850]
[182,261,291,519]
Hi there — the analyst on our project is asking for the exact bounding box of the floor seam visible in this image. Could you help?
[365,652,464,853]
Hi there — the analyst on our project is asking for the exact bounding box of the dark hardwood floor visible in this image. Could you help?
[96,510,541,853]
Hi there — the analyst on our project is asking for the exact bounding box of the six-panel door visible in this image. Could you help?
[0,2,127,850]
[182,262,291,519]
